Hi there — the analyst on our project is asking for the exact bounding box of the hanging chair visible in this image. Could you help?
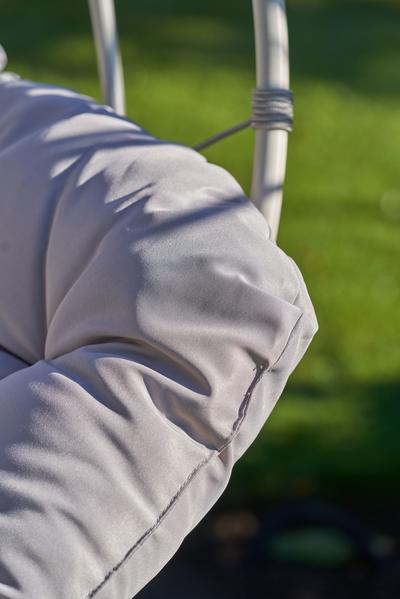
[0,2,317,598]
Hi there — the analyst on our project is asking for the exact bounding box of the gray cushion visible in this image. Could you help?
[0,73,318,599]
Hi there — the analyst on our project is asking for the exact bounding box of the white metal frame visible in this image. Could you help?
[88,0,291,240]
[251,0,290,240]
[88,0,125,116]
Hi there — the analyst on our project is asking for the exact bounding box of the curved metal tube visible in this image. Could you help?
[87,0,291,239]
[250,0,291,241]
[88,0,126,115]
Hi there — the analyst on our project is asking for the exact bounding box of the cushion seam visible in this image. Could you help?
[217,310,303,456]
[85,451,215,598]
[85,305,304,598]
[84,354,276,598]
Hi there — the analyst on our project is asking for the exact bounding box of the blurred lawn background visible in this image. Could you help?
[1,0,399,506]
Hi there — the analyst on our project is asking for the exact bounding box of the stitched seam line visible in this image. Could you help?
[216,361,268,454]
[86,452,215,598]
[269,311,304,371]
[85,358,271,598]
[217,310,303,457]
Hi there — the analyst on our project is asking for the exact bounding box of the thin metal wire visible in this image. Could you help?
[193,119,251,151]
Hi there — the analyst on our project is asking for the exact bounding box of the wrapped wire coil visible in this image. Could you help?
[251,88,294,132]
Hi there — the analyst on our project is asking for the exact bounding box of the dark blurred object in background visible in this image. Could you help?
[138,498,400,599]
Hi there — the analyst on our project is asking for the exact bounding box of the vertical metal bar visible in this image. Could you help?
[250,0,290,241]
[0,44,7,72]
[88,0,126,115]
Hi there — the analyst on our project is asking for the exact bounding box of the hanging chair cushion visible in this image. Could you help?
[0,73,318,599]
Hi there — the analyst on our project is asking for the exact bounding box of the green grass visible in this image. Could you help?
[1,0,399,502]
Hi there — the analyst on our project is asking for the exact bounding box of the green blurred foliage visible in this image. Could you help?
[1,0,399,502]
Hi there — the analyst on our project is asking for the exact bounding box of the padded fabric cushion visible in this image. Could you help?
[0,73,318,599]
